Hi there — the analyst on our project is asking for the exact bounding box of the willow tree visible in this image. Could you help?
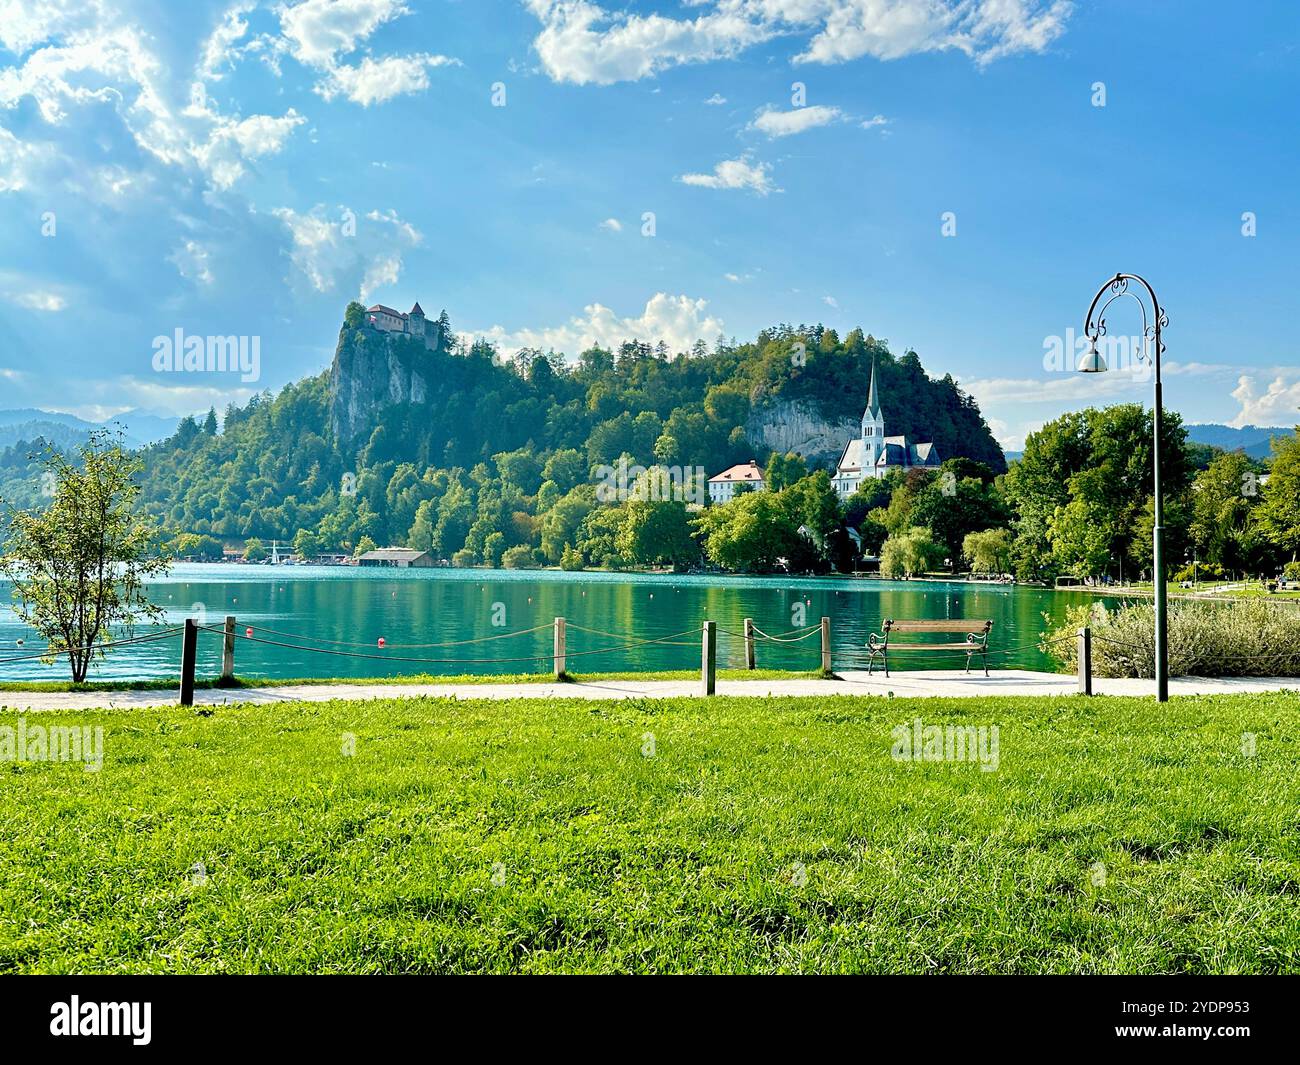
[0,431,169,682]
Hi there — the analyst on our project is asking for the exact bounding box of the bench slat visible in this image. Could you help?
[887,619,992,633]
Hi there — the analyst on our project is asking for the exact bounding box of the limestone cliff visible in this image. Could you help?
[328,323,435,443]
[745,398,857,468]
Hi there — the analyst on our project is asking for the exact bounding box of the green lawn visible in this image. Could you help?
[2,691,1298,973]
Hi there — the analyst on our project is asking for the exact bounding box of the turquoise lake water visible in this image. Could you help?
[0,564,1114,682]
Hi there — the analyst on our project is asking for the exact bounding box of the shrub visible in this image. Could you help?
[1044,598,1300,678]
[502,545,536,569]
[450,548,477,568]
[559,545,585,571]
[1285,561,1300,582]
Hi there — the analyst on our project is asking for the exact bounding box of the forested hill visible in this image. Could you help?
[132,302,1004,549]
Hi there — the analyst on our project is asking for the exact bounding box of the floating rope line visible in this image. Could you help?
[748,624,822,643]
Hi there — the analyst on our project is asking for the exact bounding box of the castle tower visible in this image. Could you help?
[409,302,426,337]
[860,358,885,470]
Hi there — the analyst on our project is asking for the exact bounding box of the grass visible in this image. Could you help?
[2,691,1299,974]
[0,668,822,693]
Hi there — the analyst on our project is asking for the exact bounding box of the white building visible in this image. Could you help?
[708,460,765,503]
[832,359,940,498]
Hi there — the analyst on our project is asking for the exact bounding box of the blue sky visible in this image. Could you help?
[0,0,1297,450]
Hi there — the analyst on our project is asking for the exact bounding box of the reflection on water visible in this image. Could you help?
[0,564,1114,682]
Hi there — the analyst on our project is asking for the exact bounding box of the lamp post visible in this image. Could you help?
[1078,273,1170,702]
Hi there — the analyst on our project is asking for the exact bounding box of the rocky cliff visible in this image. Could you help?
[746,398,857,468]
[329,324,435,443]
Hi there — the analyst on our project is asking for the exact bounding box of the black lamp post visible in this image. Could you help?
[1078,273,1170,702]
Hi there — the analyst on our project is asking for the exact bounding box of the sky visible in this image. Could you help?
[0,0,1297,451]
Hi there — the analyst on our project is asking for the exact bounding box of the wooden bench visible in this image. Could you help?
[865,619,994,677]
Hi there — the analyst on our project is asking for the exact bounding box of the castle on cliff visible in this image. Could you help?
[365,301,446,352]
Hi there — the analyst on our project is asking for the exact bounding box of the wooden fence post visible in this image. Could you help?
[179,618,198,707]
[1077,626,1092,696]
[221,615,236,683]
[820,616,832,674]
[701,621,717,696]
[553,617,566,679]
[743,618,755,670]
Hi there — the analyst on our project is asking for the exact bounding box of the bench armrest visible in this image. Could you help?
[867,632,888,650]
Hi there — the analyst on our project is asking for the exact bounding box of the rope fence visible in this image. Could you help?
[7,613,1300,705]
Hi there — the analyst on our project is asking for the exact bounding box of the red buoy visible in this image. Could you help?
[245,627,253,637]
[377,637,386,648]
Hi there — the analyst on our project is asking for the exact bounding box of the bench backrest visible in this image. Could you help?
[885,619,992,636]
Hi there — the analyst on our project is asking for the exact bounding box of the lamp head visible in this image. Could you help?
[1077,335,1107,373]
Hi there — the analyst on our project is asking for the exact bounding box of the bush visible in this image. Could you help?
[450,548,477,568]
[1173,561,1226,582]
[1044,598,1300,678]
[1285,561,1300,581]
[502,545,536,569]
[559,545,585,571]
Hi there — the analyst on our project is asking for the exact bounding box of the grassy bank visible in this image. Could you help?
[2,691,1298,973]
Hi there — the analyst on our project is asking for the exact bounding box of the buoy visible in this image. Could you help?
[245,628,253,637]
[378,637,386,647]
[16,639,24,647]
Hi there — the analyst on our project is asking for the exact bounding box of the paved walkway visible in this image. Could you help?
[3,671,1299,711]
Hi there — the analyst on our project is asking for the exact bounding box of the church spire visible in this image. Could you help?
[866,357,882,418]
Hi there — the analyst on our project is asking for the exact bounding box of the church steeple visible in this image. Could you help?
[861,357,886,467]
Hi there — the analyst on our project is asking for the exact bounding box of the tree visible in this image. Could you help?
[694,492,802,572]
[1256,432,1300,564]
[293,528,320,560]
[617,499,699,570]
[243,537,267,562]
[764,451,807,492]
[502,544,536,569]
[879,526,943,579]
[202,407,218,436]
[0,432,170,683]
[962,528,1012,575]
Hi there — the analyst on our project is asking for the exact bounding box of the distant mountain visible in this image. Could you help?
[1185,424,1294,460]
[0,408,182,451]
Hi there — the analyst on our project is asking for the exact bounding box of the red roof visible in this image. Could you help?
[709,461,764,483]
[410,302,424,315]
[367,304,405,318]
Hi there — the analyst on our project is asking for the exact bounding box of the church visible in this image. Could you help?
[832,359,940,498]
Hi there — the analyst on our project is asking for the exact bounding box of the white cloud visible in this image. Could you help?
[822,295,838,308]
[525,1,1074,85]
[705,92,727,105]
[0,124,50,192]
[679,155,776,194]
[272,203,423,299]
[751,103,843,137]
[468,292,725,359]
[1229,370,1300,428]
[169,240,215,286]
[198,3,256,82]
[599,217,623,232]
[860,113,889,129]
[6,289,66,311]
[525,0,774,86]
[318,53,459,105]
[274,0,458,103]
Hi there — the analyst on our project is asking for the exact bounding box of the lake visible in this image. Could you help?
[0,565,1114,682]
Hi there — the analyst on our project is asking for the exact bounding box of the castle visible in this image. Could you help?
[365,301,445,352]
[832,359,940,498]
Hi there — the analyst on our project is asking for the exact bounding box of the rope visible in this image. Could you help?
[0,627,184,665]
[749,624,823,643]
[197,623,701,666]
[242,621,551,650]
